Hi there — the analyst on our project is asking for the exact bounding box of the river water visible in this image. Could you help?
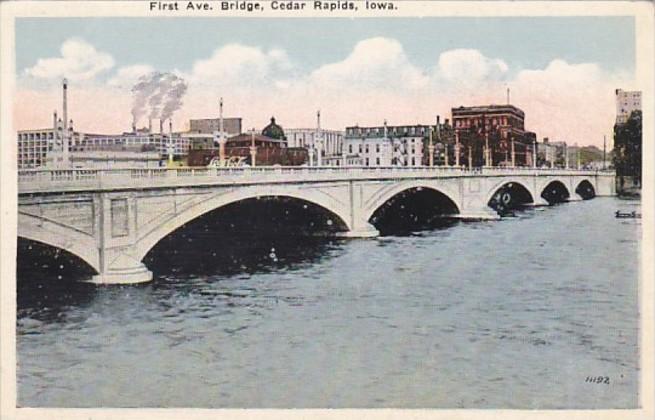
[16,197,640,408]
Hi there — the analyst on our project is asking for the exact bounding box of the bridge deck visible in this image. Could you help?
[18,167,612,194]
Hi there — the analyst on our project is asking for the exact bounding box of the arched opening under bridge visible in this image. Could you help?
[143,196,349,277]
[575,180,596,200]
[541,180,570,204]
[17,238,97,315]
[488,182,534,216]
[368,187,459,235]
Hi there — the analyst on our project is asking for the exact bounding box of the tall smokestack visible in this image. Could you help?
[62,79,69,165]
[132,117,137,133]
[159,119,164,135]
[149,118,152,133]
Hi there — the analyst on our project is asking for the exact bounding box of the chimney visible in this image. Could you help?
[159,119,164,135]
[148,118,152,133]
[132,117,137,133]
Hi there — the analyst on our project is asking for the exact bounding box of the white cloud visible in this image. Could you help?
[24,38,115,81]
[188,44,292,86]
[309,37,429,91]
[14,38,631,148]
[107,64,155,88]
[509,59,623,144]
[435,49,508,87]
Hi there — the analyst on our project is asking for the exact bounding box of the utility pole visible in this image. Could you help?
[218,98,226,166]
[468,145,472,170]
[316,110,322,166]
[483,115,489,167]
[603,135,607,170]
[250,128,257,167]
[62,78,70,167]
[510,136,516,168]
[428,128,435,167]
[455,130,460,167]
[533,138,538,168]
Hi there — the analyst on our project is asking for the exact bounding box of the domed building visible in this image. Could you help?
[262,117,286,141]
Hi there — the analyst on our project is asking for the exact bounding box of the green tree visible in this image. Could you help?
[613,110,642,184]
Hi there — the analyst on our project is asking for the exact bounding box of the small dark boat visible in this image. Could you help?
[615,210,641,219]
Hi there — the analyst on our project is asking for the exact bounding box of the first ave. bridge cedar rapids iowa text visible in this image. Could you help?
[17,166,615,284]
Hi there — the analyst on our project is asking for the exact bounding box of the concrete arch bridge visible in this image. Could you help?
[17,167,615,284]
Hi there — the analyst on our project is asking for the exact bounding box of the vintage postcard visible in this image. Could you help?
[0,1,653,419]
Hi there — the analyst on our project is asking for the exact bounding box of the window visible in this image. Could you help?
[359,145,362,153]
[365,145,369,153]
[376,144,380,153]
[348,144,353,154]
[365,158,369,166]
[376,157,380,165]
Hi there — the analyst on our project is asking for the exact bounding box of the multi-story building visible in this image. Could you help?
[17,113,84,169]
[46,145,161,169]
[536,137,559,168]
[189,117,242,136]
[451,104,536,167]
[286,128,344,166]
[615,89,641,124]
[344,123,428,167]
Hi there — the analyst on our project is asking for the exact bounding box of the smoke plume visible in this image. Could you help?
[131,72,188,126]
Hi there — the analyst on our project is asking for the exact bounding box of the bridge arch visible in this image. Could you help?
[575,179,596,200]
[17,213,99,273]
[363,181,460,225]
[540,179,571,204]
[484,179,536,208]
[133,186,352,262]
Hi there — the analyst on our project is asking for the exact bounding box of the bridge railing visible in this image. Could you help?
[17,166,613,193]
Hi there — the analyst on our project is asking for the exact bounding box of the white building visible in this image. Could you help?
[537,138,559,167]
[286,128,344,166]
[616,89,641,124]
[46,147,161,169]
[344,123,427,167]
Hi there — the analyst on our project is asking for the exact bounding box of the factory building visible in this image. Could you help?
[17,79,191,169]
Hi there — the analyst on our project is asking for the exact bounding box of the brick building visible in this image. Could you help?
[451,104,536,167]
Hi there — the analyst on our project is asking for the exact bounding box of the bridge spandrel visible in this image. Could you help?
[17,168,615,284]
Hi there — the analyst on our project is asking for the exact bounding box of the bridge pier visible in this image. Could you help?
[454,210,501,221]
[525,198,550,207]
[337,223,380,238]
[90,253,152,284]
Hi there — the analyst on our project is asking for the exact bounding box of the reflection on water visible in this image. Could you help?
[17,198,640,408]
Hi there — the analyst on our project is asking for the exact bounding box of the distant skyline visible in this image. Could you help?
[15,17,637,147]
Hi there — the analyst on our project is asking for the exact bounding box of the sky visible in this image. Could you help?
[14,17,637,147]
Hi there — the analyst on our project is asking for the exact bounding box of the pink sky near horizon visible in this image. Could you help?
[13,38,635,148]
[13,81,625,149]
